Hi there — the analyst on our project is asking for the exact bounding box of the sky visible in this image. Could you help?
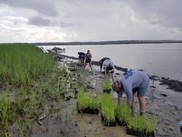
[0,0,182,43]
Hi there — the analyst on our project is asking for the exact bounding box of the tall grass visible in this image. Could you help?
[0,44,56,87]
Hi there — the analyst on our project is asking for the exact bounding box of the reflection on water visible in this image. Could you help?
[41,44,182,81]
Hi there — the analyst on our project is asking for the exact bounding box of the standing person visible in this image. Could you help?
[112,70,149,116]
[84,50,92,70]
[102,58,115,82]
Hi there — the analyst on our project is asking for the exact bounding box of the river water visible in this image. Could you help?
[42,43,182,81]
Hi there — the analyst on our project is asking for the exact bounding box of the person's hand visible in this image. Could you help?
[130,105,134,116]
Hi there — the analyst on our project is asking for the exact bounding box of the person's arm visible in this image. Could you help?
[104,67,107,76]
[111,73,115,82]
[117,92,123,104]
[127,100,133,108]
[99,59,103,71]
[125,87,133,108]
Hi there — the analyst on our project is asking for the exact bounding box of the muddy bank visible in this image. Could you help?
[55,53,182,137]
[56,53,182,93]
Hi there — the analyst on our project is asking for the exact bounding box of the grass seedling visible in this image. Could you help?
[115,103,131,124]
[102,80,111,91]
[77,87,89,111]
[101,93,116,124]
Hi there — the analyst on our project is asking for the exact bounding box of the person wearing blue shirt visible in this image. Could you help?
[112,70,149,115]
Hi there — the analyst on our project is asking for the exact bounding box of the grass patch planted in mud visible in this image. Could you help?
[0,44,69,136]
[77,87,100,114]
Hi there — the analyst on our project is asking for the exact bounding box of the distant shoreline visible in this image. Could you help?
[35,40,182,46]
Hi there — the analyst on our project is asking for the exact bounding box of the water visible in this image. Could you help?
[41,43,182,81]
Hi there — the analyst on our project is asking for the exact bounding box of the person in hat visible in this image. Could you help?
[112,70,149,115]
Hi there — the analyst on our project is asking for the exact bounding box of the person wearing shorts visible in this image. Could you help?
[102,58,115,82]
[84,50,92,70]
[112,70,149,115]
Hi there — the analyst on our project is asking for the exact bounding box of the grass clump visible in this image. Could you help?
[101,93,116,125]
[77,87,100,112]
[0,44,56,87]
[127,115,157,136]
[115,103,131,125]
[102,80,111,90]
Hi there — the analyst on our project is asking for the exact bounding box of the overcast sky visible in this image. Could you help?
[0,0,182,43]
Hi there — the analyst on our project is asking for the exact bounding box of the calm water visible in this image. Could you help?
[42,43,182,81]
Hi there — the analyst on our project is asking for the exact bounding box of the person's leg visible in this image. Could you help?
[137,78,149,115]
[84,62,87,68]
[130,92,136,115]
[131,94,135,107]
[138,96,146,114]
[106,68,111,80]
[89,62,92,70]
[111,73,114,82]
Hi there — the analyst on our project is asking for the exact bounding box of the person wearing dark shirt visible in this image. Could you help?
[84,50,92,70]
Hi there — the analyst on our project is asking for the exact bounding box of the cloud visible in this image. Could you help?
[0,0,58,16]
[123,0,182,28]
[0,0,182,43]
[28,16,52,26]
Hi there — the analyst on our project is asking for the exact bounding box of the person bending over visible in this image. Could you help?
[102,58,115,82]
[112,70,149,116]
[99,57,110,72]
[78,52,85,66]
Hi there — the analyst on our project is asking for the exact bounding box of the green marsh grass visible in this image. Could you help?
[0,44,56,87]
[127,115,157,135]
[77,87,100,112]
[0,44,66,136]
[0,96,11,131]
[102,80,111,90]
[101,93,116,124]
[77,87,90,110]
[115,103,131,124]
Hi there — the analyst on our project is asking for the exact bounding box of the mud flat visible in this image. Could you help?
[56,53,182,137]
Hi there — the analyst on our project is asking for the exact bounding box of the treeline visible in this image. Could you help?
[34,40,182,46]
